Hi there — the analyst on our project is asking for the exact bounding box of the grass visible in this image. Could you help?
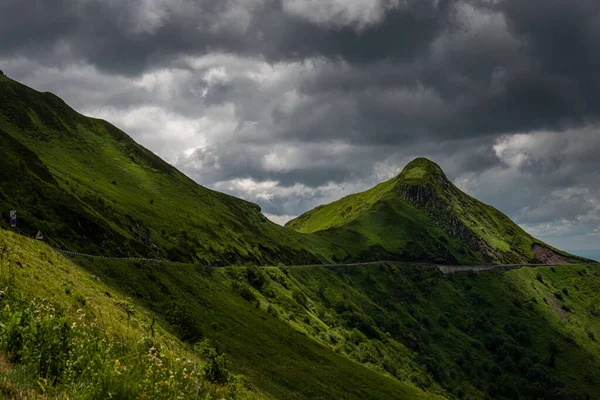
[0,228,257,399]
[75,252,600,400]
[287,158,590,265]
[1,227,599,399]
[0,74,345,265]
[75,256,443,400]
[262,262,600,399]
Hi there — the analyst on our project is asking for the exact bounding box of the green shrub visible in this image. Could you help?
[0,295,220,398]
[554,292,564,301]
[292,289,307,307]
[75,293,86,306]
[232,281,257,303]
[536,272,544,283]
[246,266,265,289]
[163,298,202,341]
[267,303,278,318]
[438,315,449,328]
[197,340,230,384]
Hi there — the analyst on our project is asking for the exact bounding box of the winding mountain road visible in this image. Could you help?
[52,247,578,274]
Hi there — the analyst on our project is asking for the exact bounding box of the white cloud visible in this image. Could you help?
[264,214,297,226]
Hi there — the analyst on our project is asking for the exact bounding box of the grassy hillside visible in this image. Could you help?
[1,228,598,399]
[0,228,440,399]
[278,263,600,399]
[76,253,600,400]
[2,74,586,266]
[75,257,443,400]
[0,74,351,265]
[288,158,588,265]
[0,228,260,399]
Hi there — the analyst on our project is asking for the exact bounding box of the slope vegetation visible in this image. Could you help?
[0,228,259,399]
[276,262,600,399]
[1,220,598,399]
[77,254,600,400]
[0,74,343,265]
[0,228,440,400]
[287,158,587,264]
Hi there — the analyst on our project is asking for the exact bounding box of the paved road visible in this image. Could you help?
[53,247,574,274]
[52,248,185,265]
[285,260,569,274]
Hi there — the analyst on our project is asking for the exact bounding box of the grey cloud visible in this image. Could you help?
[5,0,599,142]
[0,0,453,74]
[1,0,599,250]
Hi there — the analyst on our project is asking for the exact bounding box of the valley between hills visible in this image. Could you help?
[0,74,599,399]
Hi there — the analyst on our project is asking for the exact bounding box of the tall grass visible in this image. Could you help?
[0,292,243,399]
[0,236,245,399]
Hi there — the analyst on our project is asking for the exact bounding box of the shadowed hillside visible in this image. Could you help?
[0,228,442,400]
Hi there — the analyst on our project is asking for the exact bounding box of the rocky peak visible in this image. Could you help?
[393,158,451,207]
[394,157,449,188]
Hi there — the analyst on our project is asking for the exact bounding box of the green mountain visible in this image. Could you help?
[1,75,599,400]
[0,74,345,265]
[0,228,441,399]
[287,158,586,265]
[0,74,586,266]
[2,229,599,399]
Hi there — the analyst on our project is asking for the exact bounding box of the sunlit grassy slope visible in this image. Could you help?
[0,228,261,399]
[1,74,587,265]
[0,74,346,265]
[0,228,439,399]
[287,158,588,264]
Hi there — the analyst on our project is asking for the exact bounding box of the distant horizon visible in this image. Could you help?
[566,249,600,262]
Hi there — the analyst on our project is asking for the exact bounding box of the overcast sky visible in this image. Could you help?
[1,0,599,255]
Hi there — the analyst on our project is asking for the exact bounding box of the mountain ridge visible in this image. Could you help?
[0,74,346,264]
[287,158,589,265]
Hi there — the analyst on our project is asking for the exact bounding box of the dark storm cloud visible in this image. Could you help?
[3,0,600,139]
[1,0,599,247]
[0,0,450,75]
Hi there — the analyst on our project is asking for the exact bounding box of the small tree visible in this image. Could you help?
[197,340,230,383]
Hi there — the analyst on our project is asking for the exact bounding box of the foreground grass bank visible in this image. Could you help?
[0,229,257,399]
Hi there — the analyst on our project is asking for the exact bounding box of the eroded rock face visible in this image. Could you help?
[532,244,569,264]
[396,183,501,263]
